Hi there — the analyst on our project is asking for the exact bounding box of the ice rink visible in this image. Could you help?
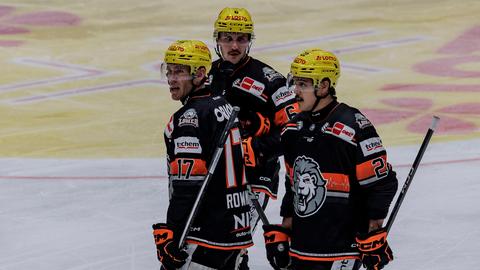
[1,0,479,269]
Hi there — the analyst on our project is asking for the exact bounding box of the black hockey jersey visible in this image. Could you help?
[209,56,299,198]
[164,87,253,250]
[280,101,398,261]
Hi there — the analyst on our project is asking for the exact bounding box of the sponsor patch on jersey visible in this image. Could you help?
[164,115,174,139]
[272,86,295,106]
[262,67,283,82]
[178,108,198,127]
[332,122,355,140]
[360,137,385,157]
[233,77,265,98]
[214,103,233,122]
[174,136,202,154]
[355,113,372,129]
[321,122,356,145]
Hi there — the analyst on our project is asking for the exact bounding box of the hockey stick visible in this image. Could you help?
[177,106,240,249]
[247,184,271,226]
[247,158,282,226]
[356,116,440,270]
[385,115,440,232]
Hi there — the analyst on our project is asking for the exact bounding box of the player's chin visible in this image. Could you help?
[226,54,241,63]
[298,101,309,111]
[170,90,181,101]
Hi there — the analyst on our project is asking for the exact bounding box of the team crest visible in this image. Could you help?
[262,67,283,82]
[179,108,198,127]
[293,156,327,217]
[355,113,372,129]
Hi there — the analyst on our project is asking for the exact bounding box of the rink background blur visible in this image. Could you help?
[1,0,479,269]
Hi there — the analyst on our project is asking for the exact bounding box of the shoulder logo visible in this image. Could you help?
[293,156,327,217]
[164,115,174,138]
[178,108,198,127]
[355,113,372,129]
[262,67,283,82]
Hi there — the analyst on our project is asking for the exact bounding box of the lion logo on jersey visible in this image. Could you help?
[293,156,327,217]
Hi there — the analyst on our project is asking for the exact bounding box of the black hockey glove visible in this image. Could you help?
[242,136,269,168]
[263,224,290,270]
[355,228,393,270]
[238,110,271,138]
[152,223,188,270]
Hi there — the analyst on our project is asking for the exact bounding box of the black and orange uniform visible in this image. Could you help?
[280,100,398,266]
[164,86,253,254]
[209,56,299,198]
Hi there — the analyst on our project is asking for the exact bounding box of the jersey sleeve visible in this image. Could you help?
[249,73,300,161]
[267,74,300,128]
[353,112,398,220]
[280,159,295,218]
[279,121,299,217]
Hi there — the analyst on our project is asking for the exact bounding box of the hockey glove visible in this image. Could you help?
[238,110,271,138]
[152,223,188,270]
[242,137,258,167]
[263,224,290,270]
[355,228,393,270]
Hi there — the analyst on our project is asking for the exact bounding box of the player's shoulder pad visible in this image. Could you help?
[250,57,286,84]
[334,103,375,132]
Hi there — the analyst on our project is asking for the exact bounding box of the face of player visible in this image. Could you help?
[165,64,193,101]
[217,32,250,64]
[292,77,318,111]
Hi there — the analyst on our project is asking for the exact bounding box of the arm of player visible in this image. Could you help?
[354,124,398,220]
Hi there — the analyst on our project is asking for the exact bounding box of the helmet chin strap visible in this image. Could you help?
[181,75,207,104]
[309,86,330,113]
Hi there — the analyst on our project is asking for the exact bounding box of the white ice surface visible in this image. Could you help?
[1,139,479,269]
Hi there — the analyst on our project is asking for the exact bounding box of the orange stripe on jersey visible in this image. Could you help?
[169,158,207,176]
[356,155,387,182]
[274,103,300,127]
[289,252,359,262]
[323,173,350,192]
[186,239,254,250]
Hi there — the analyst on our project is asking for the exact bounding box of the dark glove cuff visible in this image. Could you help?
[152,222,168,230]
[263,224,291,236]
[357,227,387,240]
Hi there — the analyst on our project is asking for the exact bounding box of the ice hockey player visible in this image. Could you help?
[262,48,398,270]
[152,40,253,270]
[209,8,300,267]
